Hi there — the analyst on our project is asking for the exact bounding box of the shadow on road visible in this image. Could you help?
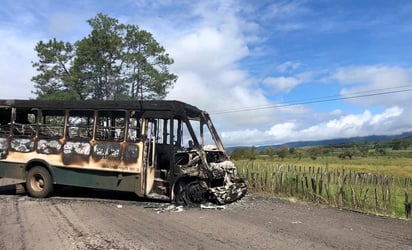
[0,180,163,203]
[55,185,145,202]
[0,183,20,195]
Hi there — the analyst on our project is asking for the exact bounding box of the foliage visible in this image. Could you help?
[32,13,177,100]
[231,146,259,160]
[306,146,322,160]
[230,137,412,218]
[276,146,288,160]
[230,138,412,161]
[391,138,410,150]
[263,146,276,158]
[338,149,354,159]
[236,161,412,219]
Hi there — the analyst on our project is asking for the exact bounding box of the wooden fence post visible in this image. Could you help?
[239,162,408,218]
[405,192,411,219]
[318,176,323,197]
[304,174,309,199]
[295,174,299,196]
[311,176,317,201]
[374,187,379,211]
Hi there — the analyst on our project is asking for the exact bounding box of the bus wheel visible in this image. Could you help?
[175,181,207,206]
[26,166,53,198]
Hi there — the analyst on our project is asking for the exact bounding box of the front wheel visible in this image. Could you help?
[26,166,53,198]
[175,181,208,206]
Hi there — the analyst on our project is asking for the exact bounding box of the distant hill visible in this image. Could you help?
[226,131,412,152]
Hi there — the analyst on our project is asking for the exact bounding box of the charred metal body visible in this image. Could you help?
[0,99,246,205]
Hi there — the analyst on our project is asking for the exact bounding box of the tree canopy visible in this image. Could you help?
[31,13,177,100]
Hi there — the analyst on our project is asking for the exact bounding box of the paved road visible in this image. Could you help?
[0,178,411,249]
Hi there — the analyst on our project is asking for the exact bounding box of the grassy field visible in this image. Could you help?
[234,155,412,219]
[253,155,412,178]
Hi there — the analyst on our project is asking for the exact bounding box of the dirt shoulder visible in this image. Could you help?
[0,178,410,249]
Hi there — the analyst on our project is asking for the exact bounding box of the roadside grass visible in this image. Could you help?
[246,155,412,178]
[235,157,412,220]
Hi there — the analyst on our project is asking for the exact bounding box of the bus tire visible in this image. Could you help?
[174,181,207,206]
[26,166,53,198]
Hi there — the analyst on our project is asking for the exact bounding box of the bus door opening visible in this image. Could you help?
[144,118,172,199]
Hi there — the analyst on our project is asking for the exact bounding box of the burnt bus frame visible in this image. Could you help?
[0,99,226,200]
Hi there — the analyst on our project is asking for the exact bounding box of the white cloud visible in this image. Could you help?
[221,128,263,147]
[0,28,38,99]
[332,65,412,107]
[300,106,404,139]
[333,65,410,86]
[369,106,403,125]
[262,1,311,21]
[164,1,278,129]
[0,1,40,27]
[47,12,89,40]
[221,106,406,146]
[1,1,412,149]
[168,27,248,75]
[263,72,312,93]
[267,122,296,141]
[330,109,343,116]
[276,61,301,73]
[163,12,412,147]
[270,107,404,145]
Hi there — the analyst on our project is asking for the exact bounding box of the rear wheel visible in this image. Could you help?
[26,166,53,198]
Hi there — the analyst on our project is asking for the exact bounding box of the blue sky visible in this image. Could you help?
[1,0,412,146]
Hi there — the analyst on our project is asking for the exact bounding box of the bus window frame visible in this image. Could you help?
[95,110,127,142]
[66,109,95,140]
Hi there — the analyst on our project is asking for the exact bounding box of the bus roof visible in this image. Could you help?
[0,99,204,117]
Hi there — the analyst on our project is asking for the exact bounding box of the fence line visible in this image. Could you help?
[239,163,412,219]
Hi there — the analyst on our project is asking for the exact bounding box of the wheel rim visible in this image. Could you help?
[30,173,45,192]
[175,181,207,206]
[187,183,205,203]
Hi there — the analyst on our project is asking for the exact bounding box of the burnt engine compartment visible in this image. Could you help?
[174,149,247,206]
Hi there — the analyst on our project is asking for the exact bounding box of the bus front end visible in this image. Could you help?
[172,111,247,206]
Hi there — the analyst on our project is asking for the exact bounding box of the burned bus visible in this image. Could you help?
[0,99,247,205]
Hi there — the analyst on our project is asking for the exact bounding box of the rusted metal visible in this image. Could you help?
[0,99,247,205]
[15,183,26,194]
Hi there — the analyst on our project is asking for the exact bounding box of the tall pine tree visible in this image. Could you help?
[32,13,177,100]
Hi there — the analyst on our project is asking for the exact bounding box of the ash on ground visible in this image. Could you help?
[143,194,253,213]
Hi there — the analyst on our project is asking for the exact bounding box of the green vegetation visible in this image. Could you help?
[31,13,177,101]
[231,138,412,177]
[232,138,412,219]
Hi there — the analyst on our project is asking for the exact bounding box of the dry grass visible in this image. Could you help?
[235,158,412,219]
[245,155,412,178]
